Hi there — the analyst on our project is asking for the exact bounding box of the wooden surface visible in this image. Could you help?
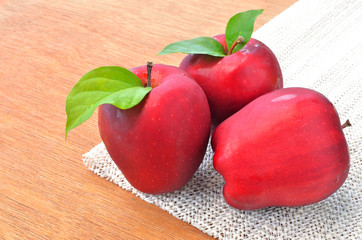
[0,0,297,239]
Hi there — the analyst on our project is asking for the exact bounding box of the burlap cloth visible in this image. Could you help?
[82,0,362,238]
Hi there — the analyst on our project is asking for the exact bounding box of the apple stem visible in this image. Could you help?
[341,119,351,129]
[147,61,153,87]
[227,36,245,55]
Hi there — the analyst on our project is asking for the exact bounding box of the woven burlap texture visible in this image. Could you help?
[82,0,362,239]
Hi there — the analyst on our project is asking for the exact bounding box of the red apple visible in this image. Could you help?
[180,34,283,126]
[212,87,350,210]
[98,64,211,194]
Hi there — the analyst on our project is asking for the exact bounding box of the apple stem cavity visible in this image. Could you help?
[147,61,154,87]
[228,36,245,55]
[341,119,351,129]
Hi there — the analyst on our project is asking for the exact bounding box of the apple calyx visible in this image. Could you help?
[146,61,153,87]
[227,36,245,55]
[342,119,351,129]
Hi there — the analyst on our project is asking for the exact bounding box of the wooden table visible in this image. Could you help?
[0,0,297,239]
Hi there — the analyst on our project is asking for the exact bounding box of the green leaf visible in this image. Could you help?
[225,9,264,54]
[158,37,226,57]
[65,66,151,138]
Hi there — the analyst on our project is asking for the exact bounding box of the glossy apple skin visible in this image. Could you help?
[212,87,350,210]
[180,34,283,127]
[98,64,211,194]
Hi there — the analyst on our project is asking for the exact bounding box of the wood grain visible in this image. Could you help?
[0,0,297,239]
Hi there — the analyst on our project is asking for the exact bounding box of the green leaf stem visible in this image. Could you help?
[158,9,264,56]
[225,9,264,54]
